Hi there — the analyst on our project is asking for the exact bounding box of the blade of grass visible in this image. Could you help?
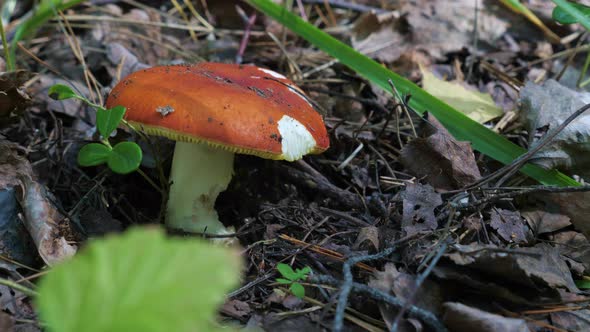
[500,0,560,43]
[553,0,590,31]
[9,0,85,66]
[247,0,579,187]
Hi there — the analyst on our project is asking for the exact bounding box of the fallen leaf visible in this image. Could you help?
[551,309,590,331]
[0,70,35,119]
[352,226,380,252]
[351,0,508,63]
[370,264,443,328]
[400,113,481,191]
[519,80,590,177]
[400,183,442,235]
[447,243,579,295]
[17,177,77,266]
[489,208,528,244]
[421,66,503,123]
[522,208,571,235]
[443,302,529,332]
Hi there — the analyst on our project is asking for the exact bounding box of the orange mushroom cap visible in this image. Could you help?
[105,63,329,161]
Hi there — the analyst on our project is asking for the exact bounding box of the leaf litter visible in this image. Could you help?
[2,0,590,331]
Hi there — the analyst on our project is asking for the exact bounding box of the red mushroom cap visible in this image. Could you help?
[105,63,329,161]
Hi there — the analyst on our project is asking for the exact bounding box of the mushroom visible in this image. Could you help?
[105,63,329,237]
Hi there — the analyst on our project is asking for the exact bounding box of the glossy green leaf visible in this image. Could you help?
[553,0,590,24]
[289,282,305,299]
[37,227,242,332]
[96,105,126,138]
[48,84,78,101]
[247,0,579,187]
[277,263,297,280]
[77,143,111,167]
[107,141,142,174]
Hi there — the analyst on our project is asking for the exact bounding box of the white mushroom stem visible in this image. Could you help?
[166,142,235,236]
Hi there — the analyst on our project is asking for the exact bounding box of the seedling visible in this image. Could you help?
[275,263,311,299]
[48,84,142,174]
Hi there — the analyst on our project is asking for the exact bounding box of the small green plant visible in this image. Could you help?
[48,84,142,174]
[37,227,242,332]
[276,263,311,299]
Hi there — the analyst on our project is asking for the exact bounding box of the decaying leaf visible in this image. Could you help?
[351,0,507,63]
[400,183,443,235]
[17,177,77,266]
[443,302,529,332]
[421,66,503,123]
[522,208,571,235]
[540,191,590,241]
[519,80,590,177]
[401,114,481,191]
[352,226,379,252]
[370,263,443,330]
[489,208,528,244]
[447,243,579,295]
[0,70,35,118]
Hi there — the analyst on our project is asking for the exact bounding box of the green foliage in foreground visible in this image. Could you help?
[553,0,590,26]
[37,227,242,332]
[247,0,579,187]
[48,84,142,174]
[276,263,311,298]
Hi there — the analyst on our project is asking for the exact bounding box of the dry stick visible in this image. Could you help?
[390,241,448,332]
[314,274,447,332]
[453,185,590,210]
[556,32,587,82]
[466,102,590,189]
[331,234,422,331]
[235,6,257,64]
[300,0,390,13]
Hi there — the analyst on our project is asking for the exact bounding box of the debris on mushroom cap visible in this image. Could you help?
[105,63,329,161]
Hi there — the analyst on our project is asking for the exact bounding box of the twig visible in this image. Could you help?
[333,247,397,331]
[390,241,448,331]
[0,277,37,298]
[313,274,447,332]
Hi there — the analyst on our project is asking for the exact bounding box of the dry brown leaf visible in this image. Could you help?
[401,113,481,191]
[489,208,528,244]
[443,302,529,332]
[0,70,35,119]
[522,208,571,235]
[400,183,442,235]
[351,0,507,63]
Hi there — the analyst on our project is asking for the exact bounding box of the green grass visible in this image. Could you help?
[247,0,579,187]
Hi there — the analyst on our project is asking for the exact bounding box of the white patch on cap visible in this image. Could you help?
[287,85,314,107]
[277,115,317,161]
[259,68,286,79]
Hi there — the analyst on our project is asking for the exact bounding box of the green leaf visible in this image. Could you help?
[576,279,590,289]
[96,105,126,138]
[107,141,142,174]
[77,143,111,167]
[277,263,297,280]
[553,1,590,24]
[247,0,579,187]
[276,278,292,285]
[289,282,305,299]
[48,84,78,101]
[37,227,242,332]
